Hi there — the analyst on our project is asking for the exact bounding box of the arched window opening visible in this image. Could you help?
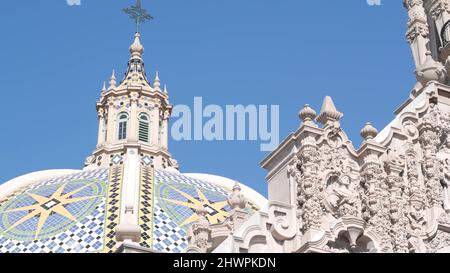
[118,113,128,141]
[158,120,162,144]
[139,113,150,143]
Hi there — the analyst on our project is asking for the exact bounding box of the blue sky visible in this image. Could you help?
[0,0,414,196]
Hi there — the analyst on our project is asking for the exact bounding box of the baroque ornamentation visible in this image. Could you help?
[438,137,450,211]
[426,230,450,253]
[420,104,444,208]
[431,0,450,20]
[289,134,324,232]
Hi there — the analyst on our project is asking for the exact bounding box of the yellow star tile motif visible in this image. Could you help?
[2,182,100,240]
[162,185,229,226]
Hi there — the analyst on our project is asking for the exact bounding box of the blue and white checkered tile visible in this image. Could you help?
[0,168,109,253]
[25,168,109,192]
[152,204,188,253]
[155,170,229,196]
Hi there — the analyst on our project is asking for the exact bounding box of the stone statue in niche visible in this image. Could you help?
[438,137,450,212]
[327,174,359,217]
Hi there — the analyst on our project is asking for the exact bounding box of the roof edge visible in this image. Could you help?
[0,169,81,200]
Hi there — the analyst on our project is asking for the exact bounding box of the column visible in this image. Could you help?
[106,98,116,143]
[116,147,142,243]
[128,92,139,142]
[97,108,106,147]
[161,110,169,150]
[150,102,160,146]
[404,0,430,67]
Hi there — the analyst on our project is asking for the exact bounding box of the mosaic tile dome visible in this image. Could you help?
[0,167,265,253]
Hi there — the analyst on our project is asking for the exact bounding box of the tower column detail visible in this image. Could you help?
[128,91,140,143]
[161,110,169,150]
[106,98,116,144]
[405,0,430,67]
[150,103,160,146]
[97,107,106,147]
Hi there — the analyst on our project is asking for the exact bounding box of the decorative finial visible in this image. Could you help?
[109,69,117,88]
[130,32,144,59]
[123,0,154,33]
[227,182,247,210]
[299,104,317,127]
[316,96,343,126]
[101,81,107,93]
[360,122,378,141]
[163,84,168,93]
[186,205,211,253]
[154,71,161,90]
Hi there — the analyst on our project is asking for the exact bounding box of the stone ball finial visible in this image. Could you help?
[299,104,317,125]
[130,32,144,59]
[360,122,378,141]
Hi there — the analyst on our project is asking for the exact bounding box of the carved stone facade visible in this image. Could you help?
[197,0,450,254]
[112,0,450,254]
[208,82,450,253]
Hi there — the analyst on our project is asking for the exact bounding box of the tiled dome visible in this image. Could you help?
[0,167,265,253]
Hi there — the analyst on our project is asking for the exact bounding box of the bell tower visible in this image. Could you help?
[404,0,450,94]
[84,32,178,171]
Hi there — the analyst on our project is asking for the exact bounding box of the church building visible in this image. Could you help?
[2,0,450,253]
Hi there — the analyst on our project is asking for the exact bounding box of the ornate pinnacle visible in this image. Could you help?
[109,69,117,89]
[154,71,161,90]
[101,81,107,93]
[316,96,343,126]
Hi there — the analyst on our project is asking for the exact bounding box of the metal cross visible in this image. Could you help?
[123,0,154,33]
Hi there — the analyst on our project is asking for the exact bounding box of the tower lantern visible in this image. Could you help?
[84,1,177,171]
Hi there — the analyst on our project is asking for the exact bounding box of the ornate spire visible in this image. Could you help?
[109,69,117,89]
[164,84,168,94]
[153,71,161,90]
[117,0,155,88]
[316,96,343,126]
[118,33,151,88]
[101,81,107,93]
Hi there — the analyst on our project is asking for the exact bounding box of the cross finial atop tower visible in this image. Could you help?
[123,0,154,33]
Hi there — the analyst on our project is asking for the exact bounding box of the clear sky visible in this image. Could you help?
[0,0,414,196]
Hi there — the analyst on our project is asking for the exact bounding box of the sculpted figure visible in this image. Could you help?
[438,138,450,212]
[327,175,359,216]
[408,203,427,234]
